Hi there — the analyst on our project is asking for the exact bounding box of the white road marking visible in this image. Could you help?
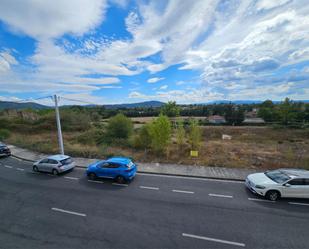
[64,176,79,180]
[209,193,233,198]
[248,198,275,203]
[288,202,309,206]
[182,233,245,247]
[172,189,194,194]
[112,183,129,187]
[51,208,86,217]
[87,180,103,184]
[4,165,13,169]
[16,168,25,171]
[136,172,243,184]
[140,186,159,190]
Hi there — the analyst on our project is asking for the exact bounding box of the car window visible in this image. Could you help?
[60,157,72,165]
[265,170,291,184]
[100,162,119,168]
[288,179,305,185]
[305,179,309,185]
[48,159,58,164]
[40,159,49,163]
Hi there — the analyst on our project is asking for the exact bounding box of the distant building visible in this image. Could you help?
[208,115,226,124]
[242,117,265,124]
[245,108,259,118]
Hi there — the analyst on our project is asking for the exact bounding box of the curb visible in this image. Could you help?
[11,154,244,182]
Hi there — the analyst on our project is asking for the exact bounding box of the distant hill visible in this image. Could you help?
[0,101,50,110]
[103,101,165,109]
[0,100,165,110]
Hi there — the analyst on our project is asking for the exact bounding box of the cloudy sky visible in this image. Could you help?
[0,0,308,105]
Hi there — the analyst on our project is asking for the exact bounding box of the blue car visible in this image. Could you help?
[86,157,137,183]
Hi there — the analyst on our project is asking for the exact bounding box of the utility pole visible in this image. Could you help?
[53,94,64,155]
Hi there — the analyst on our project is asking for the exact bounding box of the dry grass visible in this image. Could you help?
[5,125,309,170]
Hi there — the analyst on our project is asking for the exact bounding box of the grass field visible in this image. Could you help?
[5,123,309,170]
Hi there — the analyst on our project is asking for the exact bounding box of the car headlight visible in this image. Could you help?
[255,185,266,189]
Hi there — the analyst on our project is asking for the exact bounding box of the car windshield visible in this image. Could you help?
[60,157,73,165]
[265,170,291,183]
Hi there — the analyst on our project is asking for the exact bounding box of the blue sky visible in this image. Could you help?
[0,0,308,105]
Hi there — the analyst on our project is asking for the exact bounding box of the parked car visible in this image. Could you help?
[33,155,75,175]
[246,169,309,201]
[86,157,137,183]
[0,143,11,157]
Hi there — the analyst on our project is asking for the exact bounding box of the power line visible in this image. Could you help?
[13,95,53,104]
[59,96,100,106]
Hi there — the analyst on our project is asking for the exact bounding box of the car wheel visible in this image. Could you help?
[115,175,126,184]
[266,190,280,201]
[88,173,97,180]
[33,166,38,172]
[52,169,59,176]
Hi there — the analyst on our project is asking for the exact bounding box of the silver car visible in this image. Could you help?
[33,155,75,175]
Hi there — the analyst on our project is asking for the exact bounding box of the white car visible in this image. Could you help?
[33,155,75,175]
[246,169,309,201]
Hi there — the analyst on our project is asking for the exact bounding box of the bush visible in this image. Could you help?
[175,119,186,149]
[149,114,171,153]
[105,113,133,142]
[0,129,10,140]
[131,124,152,149]
[188,119,202,150]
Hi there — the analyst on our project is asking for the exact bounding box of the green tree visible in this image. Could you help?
[106,113,133,140]
[175,119,186,149]
[149,114,171,153]
[161,101,180,117]
[188,119,202,150]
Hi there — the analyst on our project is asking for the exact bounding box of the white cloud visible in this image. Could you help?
[147,77,165,83]
[0,50,18,73]
[0,0,107,38]
[159,85,168,90]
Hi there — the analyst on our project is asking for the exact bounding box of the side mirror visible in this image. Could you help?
[283,183,291,187]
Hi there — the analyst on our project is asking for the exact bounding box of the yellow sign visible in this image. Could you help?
[190,150,198,157]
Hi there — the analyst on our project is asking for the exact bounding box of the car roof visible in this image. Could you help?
[47,154,70,161]
[106,157,131,165]
[278,168,309,178]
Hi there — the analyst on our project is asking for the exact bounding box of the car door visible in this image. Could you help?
[97,162,120,178]
[38,158,49,172]
[303,179,309,198]
[283,179,306,198]
[47,159,59,172]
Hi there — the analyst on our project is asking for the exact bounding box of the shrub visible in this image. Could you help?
[0,129,10,140]
[105,113,133,141]
[131,124,152,149]
[175,119,186,149]
[148,114,171,153]
[188,119,202,150]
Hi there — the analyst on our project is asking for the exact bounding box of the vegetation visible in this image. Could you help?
[148,114,172,154]
[0,98,308,169]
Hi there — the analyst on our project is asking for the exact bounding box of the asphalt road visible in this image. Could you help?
[0,156,309,249]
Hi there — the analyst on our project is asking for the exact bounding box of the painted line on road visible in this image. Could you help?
[16,168,25,171]
[136,172,243,184]
[140,186,159,190]
[172,189,194,194]
[288,202,309,207]
[64,176,79,180]
[182,233,245,247]
[209,193,233,198]
[112,183,129,187]
[4,165,13,169]
[87,180,104,184]
[51,207,86,217]
[248,198,275,203]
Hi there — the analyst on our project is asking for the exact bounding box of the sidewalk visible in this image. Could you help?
[7,144,258,181]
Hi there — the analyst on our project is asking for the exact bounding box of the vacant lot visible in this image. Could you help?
[5,123,309,170]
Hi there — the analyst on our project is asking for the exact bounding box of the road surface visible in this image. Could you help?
[0,157,308,249]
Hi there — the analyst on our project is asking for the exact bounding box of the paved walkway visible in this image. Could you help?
[7,144,258,181]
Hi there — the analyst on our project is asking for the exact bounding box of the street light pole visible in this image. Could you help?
[54,94,64,155]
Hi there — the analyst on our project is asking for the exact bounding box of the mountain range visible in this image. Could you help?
[0,99,308,110]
